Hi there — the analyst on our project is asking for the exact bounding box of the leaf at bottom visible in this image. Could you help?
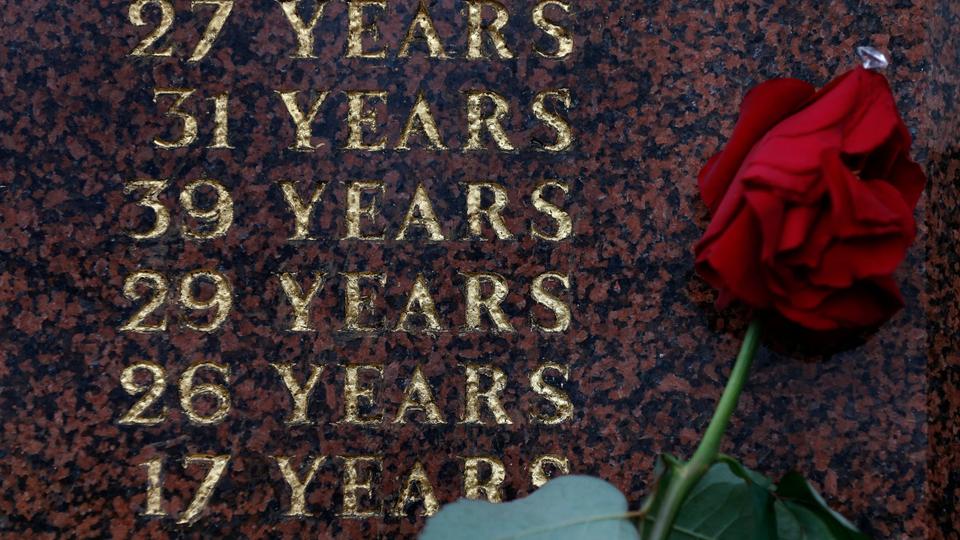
[420,475,640,540]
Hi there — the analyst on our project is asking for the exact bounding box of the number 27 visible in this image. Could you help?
[129,0,234,62]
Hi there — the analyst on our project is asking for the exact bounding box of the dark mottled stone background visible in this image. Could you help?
[1,1,957,538]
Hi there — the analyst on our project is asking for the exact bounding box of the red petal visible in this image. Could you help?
[696,206,771,307]
[737,69,907,197]
[698,78,816,213]
[886,152,926,208]
[777,204,820,253]
[744,189,785,262]
[775,276,904,330]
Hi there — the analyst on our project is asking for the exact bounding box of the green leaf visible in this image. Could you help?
[773,472,868,540]
[640,460,774,540]
[419,475,640,540]
[639,457,870,540]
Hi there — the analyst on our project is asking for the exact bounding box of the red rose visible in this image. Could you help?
[695,67,925,330]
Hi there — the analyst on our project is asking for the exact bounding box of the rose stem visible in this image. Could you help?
[647,318,762,540]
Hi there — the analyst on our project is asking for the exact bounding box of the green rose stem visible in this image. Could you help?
[647,318,763,540]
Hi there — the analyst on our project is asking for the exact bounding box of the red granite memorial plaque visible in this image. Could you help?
[1,1,958,538]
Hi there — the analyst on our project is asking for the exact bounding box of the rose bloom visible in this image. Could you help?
[695,67,925,330]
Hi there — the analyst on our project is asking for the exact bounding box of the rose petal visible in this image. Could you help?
[775,276,904,330]
[822,150,904,236]
[698,78,816,213]
[777,204,821,253]
[886,151,926,207]
[696,206,771,307]
[737,69,907,197]
[744,189,785,262]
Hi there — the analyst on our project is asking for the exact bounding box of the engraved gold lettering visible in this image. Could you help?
[121,270,169,333]
[394,366,443,424]
[119,362,167,425]
[278,0,329,58]
[277,90,330,151]
[271,363,324,425]
[342,272,386,331]
[278,180,327,240]
[179,270,232,332]
[345,91,388,151]
[274,456,326,516]
[392,461,439,517]
[125,179,170,240]
[532,89,573,152]
[530,363,573,424]
[129,0,175,57]
[180,179,233,240]
[531,272,570,333]
[179,362,231,425]
[153,88,198,149]
[394,274,443,333]
[207,93,233,148]
[396,92,447,150]
[465,182,512,239]
[343,364,383,425]
[466,0,513,59]
[464,91,514,150]
[398,2,447,58]
[530,180,572,241]
[531,454,570,487]
[532,1,573,58]
[463,456,505,502]
[346,1,387,59]
[344,181,385,240]
[140,457,167,516]
[340,455,382,518]
[279,272,327,331]
[396,184,444,241]
[463,272,513,332]
[189,1,234,62]
[177,455,230,524]
[461,365,512,424]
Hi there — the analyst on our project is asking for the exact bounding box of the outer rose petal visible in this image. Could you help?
[735,69,907,198]
[698,78,816,213]
[696,206,771,307]
[886,151,926,207]
[775,277,904,330]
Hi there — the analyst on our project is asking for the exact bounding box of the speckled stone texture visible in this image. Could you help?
[0,1,957,538]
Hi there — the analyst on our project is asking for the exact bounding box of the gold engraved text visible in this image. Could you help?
[274,455,326,516]
[278,1,329,58]
[179,362,231,425]
[466,1,513,59]
[271,363,325,425]
[530,363,573,424]
[532,1,573,58]
[340,455,382,518]
[392,461,439,516]
[119,362,167,425]
[394,366,444,424]
[279,272,327,331]
[343,364,383,425]
[277,90,330,151]
[461,365,512,425]
[463,456,506,502]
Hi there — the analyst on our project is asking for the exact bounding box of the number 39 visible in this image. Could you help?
[128,0,234,62]
[124,179,234,240]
